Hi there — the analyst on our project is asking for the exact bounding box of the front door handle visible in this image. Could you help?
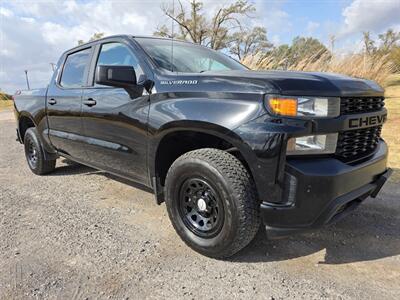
[48,98,57,105]
[83,98,97,107]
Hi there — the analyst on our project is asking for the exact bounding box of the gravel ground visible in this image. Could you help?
[1,110,399,299]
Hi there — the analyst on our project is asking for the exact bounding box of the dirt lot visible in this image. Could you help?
[0,109,399,299]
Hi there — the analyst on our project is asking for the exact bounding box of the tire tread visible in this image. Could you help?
[24,128,56,175]
[166,148,260,258]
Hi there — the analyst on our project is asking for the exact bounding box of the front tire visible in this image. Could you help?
[165,148,260,258]
[24,128,56,175]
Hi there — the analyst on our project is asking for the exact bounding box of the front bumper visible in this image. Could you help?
[261,141,391,238]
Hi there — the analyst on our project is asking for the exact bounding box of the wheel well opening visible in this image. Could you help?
[19,116,35,141]
[155,131,252,187]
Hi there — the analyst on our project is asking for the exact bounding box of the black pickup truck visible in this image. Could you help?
[14,35,392,258]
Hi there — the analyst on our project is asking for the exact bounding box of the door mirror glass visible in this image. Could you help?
[95,65,137,87]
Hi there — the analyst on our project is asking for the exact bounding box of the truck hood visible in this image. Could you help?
[160,70,384,97]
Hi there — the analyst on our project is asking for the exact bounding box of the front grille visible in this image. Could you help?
[335,125,382,161]
[340,97,385,114]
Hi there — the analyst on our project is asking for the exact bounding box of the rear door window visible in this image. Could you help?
[60,48,91,88]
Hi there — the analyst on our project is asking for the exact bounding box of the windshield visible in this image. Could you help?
[135,37,247,73]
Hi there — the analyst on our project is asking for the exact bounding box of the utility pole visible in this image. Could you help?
[50,63,56,71]
[329,35,336,55]
[24,70,30,90]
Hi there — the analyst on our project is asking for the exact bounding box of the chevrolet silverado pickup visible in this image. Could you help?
[14,35,392,258]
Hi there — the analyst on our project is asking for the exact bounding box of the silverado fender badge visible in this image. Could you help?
[160,80,198,85]
[349,114,387,128]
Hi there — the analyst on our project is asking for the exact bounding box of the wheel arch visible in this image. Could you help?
[150,121,258,204]
[18,113,37,142]
[18,112,57,160]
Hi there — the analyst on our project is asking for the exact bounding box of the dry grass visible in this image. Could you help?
[242,52,397,86]
[0,92,13,112]
[382,84,400,181]
[0,100,13,112]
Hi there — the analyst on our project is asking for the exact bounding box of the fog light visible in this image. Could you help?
[287,133,338,155]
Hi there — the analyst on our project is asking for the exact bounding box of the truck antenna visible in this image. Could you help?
[24,70,30,90]
[170,0,175,72]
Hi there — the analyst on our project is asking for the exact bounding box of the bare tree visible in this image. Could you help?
[377,29,400,71]
[363,31,376,55]
[78,32,105,45]
[378,29,400,53]
[155,0,255,50]
[329,34,336,55]
[229,27,273,60]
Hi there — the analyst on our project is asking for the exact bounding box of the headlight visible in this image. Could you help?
[267,95,340,117]
[287,133,338,155]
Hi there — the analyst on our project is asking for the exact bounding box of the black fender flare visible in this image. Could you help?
[148,120,262,203]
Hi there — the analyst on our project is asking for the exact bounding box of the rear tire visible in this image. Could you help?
[165,148,260,259]
[24,128,56,175]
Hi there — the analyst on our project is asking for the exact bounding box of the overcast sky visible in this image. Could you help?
[1,0,399,93]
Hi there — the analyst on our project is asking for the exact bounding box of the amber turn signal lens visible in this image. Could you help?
[268,98,297,116]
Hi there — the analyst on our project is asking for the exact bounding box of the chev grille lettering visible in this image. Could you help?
[349,114,387,128]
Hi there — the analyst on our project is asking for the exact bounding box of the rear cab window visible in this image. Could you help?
[60,48,92,88]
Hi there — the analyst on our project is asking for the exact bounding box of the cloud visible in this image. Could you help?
[0,12,57,92]
[0,6,13,17]
[340,0,400,37]
[270,34,281,46]
[0,0,165,93]
[306,21,320,35]
[253,0,291,33]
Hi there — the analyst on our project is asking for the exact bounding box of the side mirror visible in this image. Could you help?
[95,65,144,98]
[96,65,137,88]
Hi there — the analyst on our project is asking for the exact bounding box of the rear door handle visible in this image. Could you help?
[83,98,96,107]
[48,98,57,105]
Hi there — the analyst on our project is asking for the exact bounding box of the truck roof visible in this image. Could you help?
[65,34,188,54]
